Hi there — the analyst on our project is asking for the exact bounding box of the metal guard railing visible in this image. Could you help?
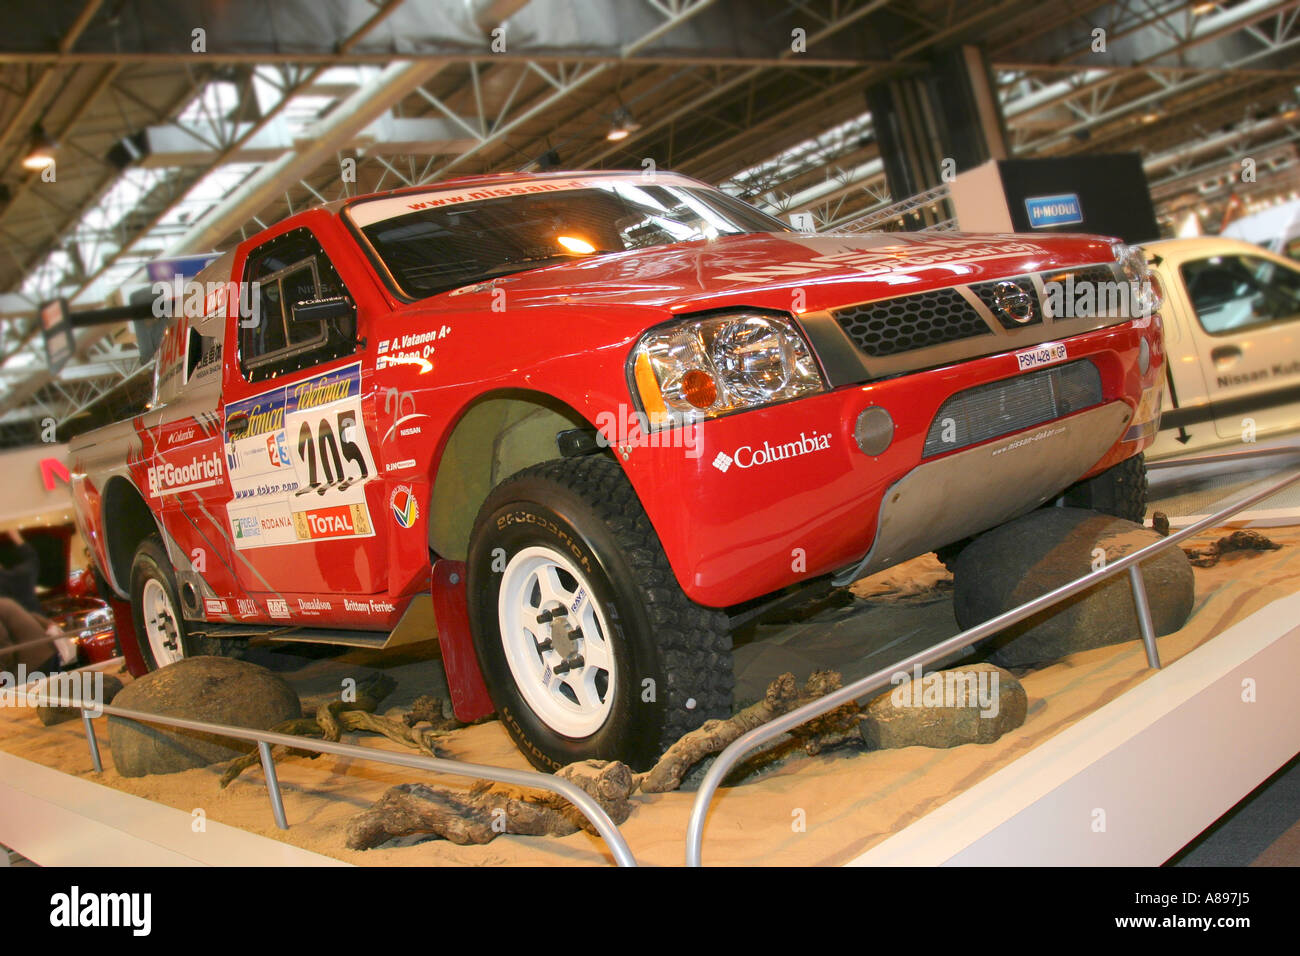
[71,702,637,866]
[685,461,1300,866]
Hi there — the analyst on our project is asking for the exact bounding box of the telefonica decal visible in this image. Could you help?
[712,432,831,472]
[1025,194,1083,228]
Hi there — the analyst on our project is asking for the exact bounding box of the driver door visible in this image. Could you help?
[220,226,386,603]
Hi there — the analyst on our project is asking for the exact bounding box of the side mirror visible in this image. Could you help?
[290,296,355,325]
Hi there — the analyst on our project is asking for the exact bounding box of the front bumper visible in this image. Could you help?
[620,315,1164,608]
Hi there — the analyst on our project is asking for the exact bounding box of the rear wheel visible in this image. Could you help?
[129,537,188,670]
[467,456,733,772]
[128,536,245,669]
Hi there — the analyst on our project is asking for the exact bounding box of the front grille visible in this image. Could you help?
[832,286,991,357]
[969,276,1042,329]
[922,360,1103,457]
[1041,263,1126,318]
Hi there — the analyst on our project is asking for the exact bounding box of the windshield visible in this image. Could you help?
[347,176,790,299]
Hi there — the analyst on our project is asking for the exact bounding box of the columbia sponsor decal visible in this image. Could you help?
[390,485,418,528]
[147,451,224,496]
[712,431,832,473]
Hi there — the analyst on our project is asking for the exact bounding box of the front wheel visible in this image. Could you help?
[467,457,733,772]
[1060,452,1148,524]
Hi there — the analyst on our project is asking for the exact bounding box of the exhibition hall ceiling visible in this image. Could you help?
[0,0,1296,443]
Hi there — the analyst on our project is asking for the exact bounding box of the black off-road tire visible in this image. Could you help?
[466,456,734,772]
[129,536,245,668]
[1060,452,1148,524]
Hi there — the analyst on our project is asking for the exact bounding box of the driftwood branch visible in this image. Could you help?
[1183,529,1281,568]
[346,760,634,850]
[344,670,870,850]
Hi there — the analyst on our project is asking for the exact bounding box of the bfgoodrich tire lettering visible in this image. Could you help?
[467,456,733,772]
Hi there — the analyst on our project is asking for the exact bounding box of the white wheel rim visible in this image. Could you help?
[498,545,617,738]
[141,578,185,667]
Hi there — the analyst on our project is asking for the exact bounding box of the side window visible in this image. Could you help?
[238,227,356,382]
[1180,254,1300,335]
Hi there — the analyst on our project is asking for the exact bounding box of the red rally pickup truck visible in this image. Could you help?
[69,170,1165,771]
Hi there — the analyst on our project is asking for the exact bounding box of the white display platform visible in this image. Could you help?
[2,594,1297,867]
[849,591,1300,866]
[0,751,348,866]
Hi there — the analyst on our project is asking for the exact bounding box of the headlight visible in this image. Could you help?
[630,311,825,428]
[1114,242,1163,317]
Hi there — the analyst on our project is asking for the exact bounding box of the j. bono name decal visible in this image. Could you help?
[224,363,377,548]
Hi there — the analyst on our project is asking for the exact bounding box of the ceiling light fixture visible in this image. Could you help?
[22,125,57,171]
[606,106,640,142]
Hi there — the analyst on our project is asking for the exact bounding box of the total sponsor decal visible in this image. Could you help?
[390,485,419,528]
[267,598,291,619]
[711,431,832,473]
[293,504,372,540]
[343,598,398,614]
[718,236,1046,284]
[147,451,224,497]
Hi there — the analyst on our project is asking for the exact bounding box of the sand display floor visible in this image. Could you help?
[2,524,1298,867]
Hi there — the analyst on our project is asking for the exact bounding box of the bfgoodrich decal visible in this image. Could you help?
[147,451,223,496]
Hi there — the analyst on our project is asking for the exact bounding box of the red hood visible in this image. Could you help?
[428,230,1122,316]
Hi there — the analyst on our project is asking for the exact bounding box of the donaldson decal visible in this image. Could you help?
[224,363,376,548]
[147,451,224,496]
[711,431,831,473]
[390,485,418,528]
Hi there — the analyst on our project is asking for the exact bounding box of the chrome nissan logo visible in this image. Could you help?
[991,281,1036,324]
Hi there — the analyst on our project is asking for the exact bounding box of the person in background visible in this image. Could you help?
[0,529,76,671]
